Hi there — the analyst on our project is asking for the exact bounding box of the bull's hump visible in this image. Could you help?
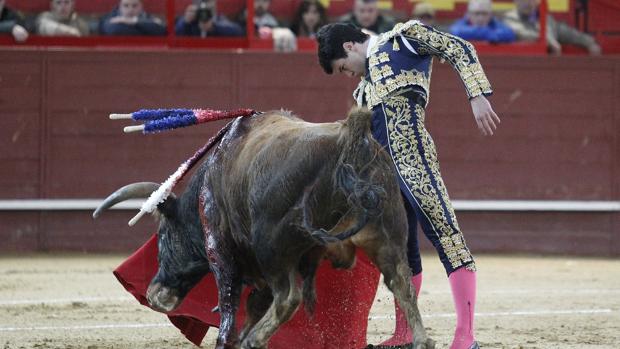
[253,112,341,137]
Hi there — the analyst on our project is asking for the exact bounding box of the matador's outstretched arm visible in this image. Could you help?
[399,22,493,100]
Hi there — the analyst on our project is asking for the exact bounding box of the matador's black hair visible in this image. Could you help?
[316,23,369,74]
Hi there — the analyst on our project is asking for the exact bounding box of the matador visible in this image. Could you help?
[317,20,500,349]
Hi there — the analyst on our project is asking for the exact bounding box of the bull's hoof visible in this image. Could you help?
[214,342,240,349]
[413,338,436,349]
[240,339,266,349]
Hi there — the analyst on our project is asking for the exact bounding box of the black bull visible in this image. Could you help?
[94,108,436,349]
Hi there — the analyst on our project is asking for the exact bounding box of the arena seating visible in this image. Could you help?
[585,0,620,51]
[4,0,573,23]
[2,0,618,53]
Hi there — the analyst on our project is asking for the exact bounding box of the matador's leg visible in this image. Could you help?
[380,94,475,274]
[379,93,478,349]
[371,101,425,347]
[378,194,424,346]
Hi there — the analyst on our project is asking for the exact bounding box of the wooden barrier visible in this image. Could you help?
[0,48,618,255]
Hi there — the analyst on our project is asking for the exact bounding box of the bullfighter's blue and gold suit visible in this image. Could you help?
[354,20,493,275]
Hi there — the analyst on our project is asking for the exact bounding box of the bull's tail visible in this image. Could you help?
[314,106,387,243]
[298,163,385,245]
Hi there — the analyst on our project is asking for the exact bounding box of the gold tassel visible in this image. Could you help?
[392,38,400,51]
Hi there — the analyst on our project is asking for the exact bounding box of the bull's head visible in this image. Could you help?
[93,182,210,313]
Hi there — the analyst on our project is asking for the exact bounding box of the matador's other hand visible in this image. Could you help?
[470,95,500,136]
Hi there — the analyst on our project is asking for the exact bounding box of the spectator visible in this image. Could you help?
[236,0,279,34]
[99,0,166,36]
[175,0,243,37]
[290,0,327,38]
[36,0,90,37]
[0,0,29,42]
[271,27,297,52]
[449,0,515,43]
[339,0,395,35]
[504,0,601,54]
[411,2,436,27]
[234,0,296,52]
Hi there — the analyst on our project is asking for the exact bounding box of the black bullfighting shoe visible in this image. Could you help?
[469,342,480,349]
[364,344,413,349]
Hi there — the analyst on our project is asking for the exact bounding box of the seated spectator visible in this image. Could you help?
[175,0,243,37]
[450,0,515,43]
[290,0,327,38]
[339,0,395,35]
[36,0,89,37]
[236,0,279,33]
[271,27,297,52]
[0,0,29,42]
[411,2,445,31]
[99,0,166,36]
[504,0,601,54]
[412,2,435,25]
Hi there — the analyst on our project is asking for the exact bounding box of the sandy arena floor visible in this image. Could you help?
[0,253,618,349]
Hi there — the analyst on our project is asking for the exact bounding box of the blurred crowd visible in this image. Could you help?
[0,0,601,54]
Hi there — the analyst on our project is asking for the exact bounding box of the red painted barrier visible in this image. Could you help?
[1,48,619,256]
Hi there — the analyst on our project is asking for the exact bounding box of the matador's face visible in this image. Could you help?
[332,42,367,78]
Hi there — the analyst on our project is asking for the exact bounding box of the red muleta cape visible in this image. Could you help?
[114,234,381,348]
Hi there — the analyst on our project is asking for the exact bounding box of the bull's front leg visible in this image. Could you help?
[240,287,273,342]
[207,234,243,349]
[242,270,301,349]
[363,241,436,349]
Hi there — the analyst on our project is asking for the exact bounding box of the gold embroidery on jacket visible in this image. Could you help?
[400,23,492,98]
[366,20,493,100]
[382,95,475,270]
[369,55,379,68]
[365,69,429,109]
[378,52,390,63]
[353,79,369,107]
[370,66,382,82]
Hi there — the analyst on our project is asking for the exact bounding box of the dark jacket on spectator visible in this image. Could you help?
[503,9,597,50]
[175,15,243,37]
[0,6,25,33]
[235,9,279,36]
[449,17,515,43]
[338,12,395,34]
[99,7,166,36]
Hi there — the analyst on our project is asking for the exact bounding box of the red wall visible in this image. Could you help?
[0,48,619,255]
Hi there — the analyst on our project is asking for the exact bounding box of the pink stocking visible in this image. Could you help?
[448,267,477,349]
[380,273,423,346]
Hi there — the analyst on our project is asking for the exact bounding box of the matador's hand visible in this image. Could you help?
[470,95,500,136]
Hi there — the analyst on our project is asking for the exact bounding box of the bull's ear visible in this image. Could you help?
[157,197,178,218]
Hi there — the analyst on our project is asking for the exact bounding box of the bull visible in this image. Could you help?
[94,108,436,349]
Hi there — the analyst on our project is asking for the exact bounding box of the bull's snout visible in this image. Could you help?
[146,282,181,313]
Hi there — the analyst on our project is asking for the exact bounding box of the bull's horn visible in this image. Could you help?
[92,182,160,219]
